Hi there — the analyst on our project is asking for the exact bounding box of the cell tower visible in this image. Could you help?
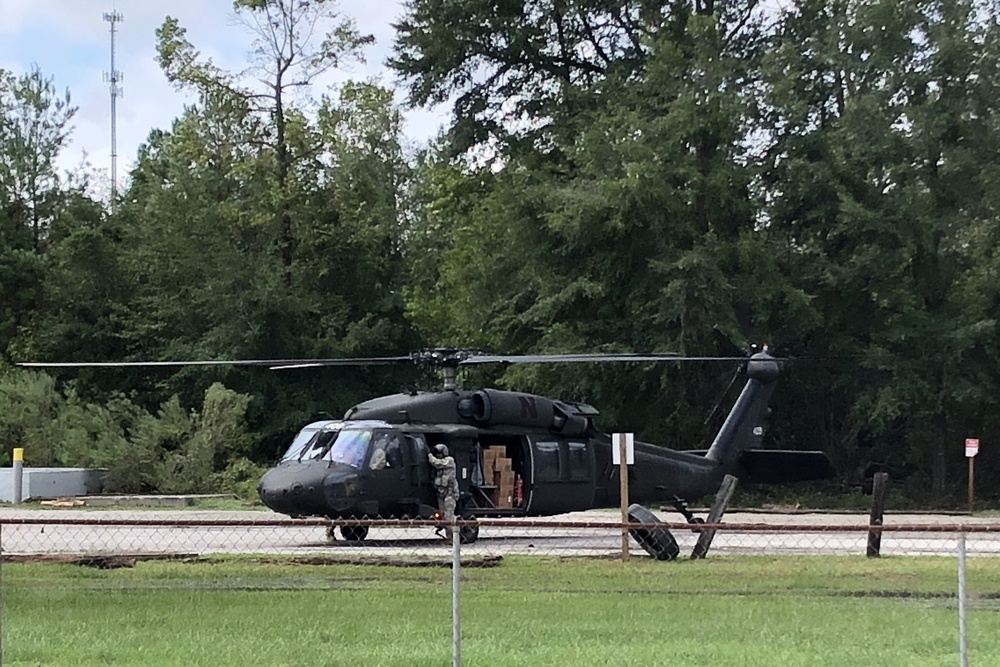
[103,10,123,211]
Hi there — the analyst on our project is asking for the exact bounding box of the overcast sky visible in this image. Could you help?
[0,0,448,188]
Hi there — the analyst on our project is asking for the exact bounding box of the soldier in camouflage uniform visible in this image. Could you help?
[428,444,459,538]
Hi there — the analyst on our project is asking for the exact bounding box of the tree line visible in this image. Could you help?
[1,0,998,505]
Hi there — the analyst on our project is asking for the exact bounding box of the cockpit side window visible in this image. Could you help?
[370,431,403,470]
[281,431,317,462]
[386,435,403,468]
[324,429,372,467]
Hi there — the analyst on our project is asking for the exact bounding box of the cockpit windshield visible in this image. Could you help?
[286,425,373,468]
[281,421,341,462]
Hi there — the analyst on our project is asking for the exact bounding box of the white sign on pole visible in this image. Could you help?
[612,433,635,465]
[965,438,980,458]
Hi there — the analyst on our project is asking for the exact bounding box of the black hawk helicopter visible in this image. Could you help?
[20,347,834,556]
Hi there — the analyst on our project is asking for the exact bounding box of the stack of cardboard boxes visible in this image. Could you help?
[481,447,516,508]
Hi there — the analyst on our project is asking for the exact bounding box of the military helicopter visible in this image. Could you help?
[256,347,833,549]
[21,346,834,557]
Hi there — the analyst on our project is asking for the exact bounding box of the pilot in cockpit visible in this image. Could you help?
[370,435,389,470]
[374,431,410,468]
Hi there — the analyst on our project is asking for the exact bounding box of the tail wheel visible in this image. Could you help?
[627,504,680,561]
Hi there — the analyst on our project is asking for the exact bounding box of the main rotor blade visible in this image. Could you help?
[269,356,415,370]
[460,353,752,365]
[18,351,771,371]
[18,360,292,368]
[18,356,415,369]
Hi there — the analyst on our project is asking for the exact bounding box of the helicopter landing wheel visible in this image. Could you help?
[459,519,480,545]
[457,499,480,544]
[339,525,369,542]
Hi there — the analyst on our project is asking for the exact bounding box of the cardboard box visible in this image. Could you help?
[482,448,504,472]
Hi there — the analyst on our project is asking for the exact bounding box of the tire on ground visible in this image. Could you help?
[627,503,680,561]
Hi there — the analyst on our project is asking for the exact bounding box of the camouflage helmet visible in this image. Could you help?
[433,444,449,457]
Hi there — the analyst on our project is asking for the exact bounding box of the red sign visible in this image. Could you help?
[966,438,980,458]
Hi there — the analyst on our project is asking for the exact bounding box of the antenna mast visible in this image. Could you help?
[103,9,123,212]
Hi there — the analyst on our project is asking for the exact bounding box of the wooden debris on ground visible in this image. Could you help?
[39,498,86,507]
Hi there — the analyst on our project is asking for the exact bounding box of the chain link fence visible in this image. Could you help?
[3,509,1000,665]
[1,510,1000,561]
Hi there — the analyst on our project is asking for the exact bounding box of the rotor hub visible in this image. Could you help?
[410,348,481,392]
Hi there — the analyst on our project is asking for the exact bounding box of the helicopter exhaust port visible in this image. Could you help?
[460,389,589,435]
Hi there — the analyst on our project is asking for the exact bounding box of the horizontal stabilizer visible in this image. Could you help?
[736,450,835,484]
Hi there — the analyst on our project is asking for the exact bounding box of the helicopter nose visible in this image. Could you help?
[258,462,329,516]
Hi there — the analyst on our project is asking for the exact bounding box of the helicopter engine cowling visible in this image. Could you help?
[462,389,589,436]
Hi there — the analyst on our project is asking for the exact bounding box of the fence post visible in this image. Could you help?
[691,474,739,559]
[12,448,23,504]
[958,531,968,667]
[452,516,461,667]
[866,472,888,557]
[618,433,630,562]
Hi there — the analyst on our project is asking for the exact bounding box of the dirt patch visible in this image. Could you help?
[2,553,203,569]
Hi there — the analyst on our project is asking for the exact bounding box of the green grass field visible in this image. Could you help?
[3,556,1000,666]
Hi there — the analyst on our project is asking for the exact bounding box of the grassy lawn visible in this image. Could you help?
[3,556,1000,666]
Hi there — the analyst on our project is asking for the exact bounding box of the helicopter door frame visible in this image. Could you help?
[522,437,534,512]
[362,429,409,518]
[473,434,531,515]
[401,434,433,496]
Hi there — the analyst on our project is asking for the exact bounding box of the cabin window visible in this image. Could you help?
[403,434,428,465]
[535,441,560,482]
[567,441,589,480]
[369,431,403,470]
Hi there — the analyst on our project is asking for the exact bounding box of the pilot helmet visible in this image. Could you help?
[433,444,449,458]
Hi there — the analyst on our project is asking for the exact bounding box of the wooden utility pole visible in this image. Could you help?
[691,475,739,559]
[866,472,889,557]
